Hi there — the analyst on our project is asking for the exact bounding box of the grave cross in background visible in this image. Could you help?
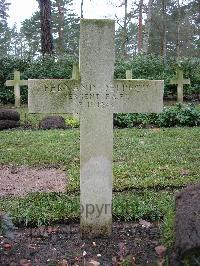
[28,19,164,238]
[126,69,133,79]
[170,69,190,102]
[5,70,28,108]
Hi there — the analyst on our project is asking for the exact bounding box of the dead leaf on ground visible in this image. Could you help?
[87,259,100,266]
[57,259,69,266]
[139,219,152,228]
[180,169,190,176]
[155,245,167,258]
[3,243,12,251]
[157,258,165,266]
[152,128,161,133]
[19,259,32,266]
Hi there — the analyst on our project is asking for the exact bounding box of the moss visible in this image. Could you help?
[81,19,114,27]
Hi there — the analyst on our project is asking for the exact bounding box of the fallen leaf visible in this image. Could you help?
[87,259,100,266]
[19,259,32,266]
[47,226,54,234]
[157,258,165,266]
[152,128,160,133]
[180,169,190,176]
[112,256,117,265]
[124,255,137,265]
[155,245,167,258]
[118,242,127,257]
[58,259,69,266]
[139,219,152,228]
[3,243,12,250]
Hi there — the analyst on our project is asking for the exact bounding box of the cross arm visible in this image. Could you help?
[5,80,15,87]
[19,80,28,86]
[28,79,80,114]
[170,79,178,85]
[112,79,164,113]
[170,78,191,85]
[183,79,191,85]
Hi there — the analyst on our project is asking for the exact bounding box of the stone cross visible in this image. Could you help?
[5,70,28,108]
[126,69,132,79]
[170,69,190,102]
[28,19,164,238]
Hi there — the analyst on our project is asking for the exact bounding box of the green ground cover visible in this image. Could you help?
[0,108,199,246]
[0,128,199,191]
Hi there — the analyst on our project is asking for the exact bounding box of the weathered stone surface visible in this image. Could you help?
[28,79,163,114]
[0,120,20,130]
[0,109,20,121]
[28,19,164,238]
[39,116,66,129]
[171,183,200,265]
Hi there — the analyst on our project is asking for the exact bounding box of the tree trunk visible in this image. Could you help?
[198,0,200,23]
[138,0,143,53]
[176,0,181,61]
[142,0,153,54]
[122,0,128,58]
[39,0,54,56]
[160,0,167,61]
[81,0,84,18]
[55,0,64,53]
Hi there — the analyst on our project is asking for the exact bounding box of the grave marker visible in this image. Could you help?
[126,69,132,79]
[28,19,164,238]
[5,70,28,107]
[170,69,190,102]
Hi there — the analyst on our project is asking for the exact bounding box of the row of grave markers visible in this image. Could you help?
[5,66,190,108]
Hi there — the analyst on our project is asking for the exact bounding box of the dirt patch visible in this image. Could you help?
[0,222,163,265]
[0,166,67,197]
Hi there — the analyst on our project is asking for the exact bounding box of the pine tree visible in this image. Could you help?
[51,0,79,56]
[38,0,54,56]
[0,0,11,56]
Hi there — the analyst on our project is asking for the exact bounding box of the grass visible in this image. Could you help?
[0,108,200,247]
[0,191,174,227]
[0,127,199,192]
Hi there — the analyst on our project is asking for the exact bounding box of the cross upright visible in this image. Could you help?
[170,69,190,102]
[126,69,133,79]
[28,19,164,238]
[5,70,28,107]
